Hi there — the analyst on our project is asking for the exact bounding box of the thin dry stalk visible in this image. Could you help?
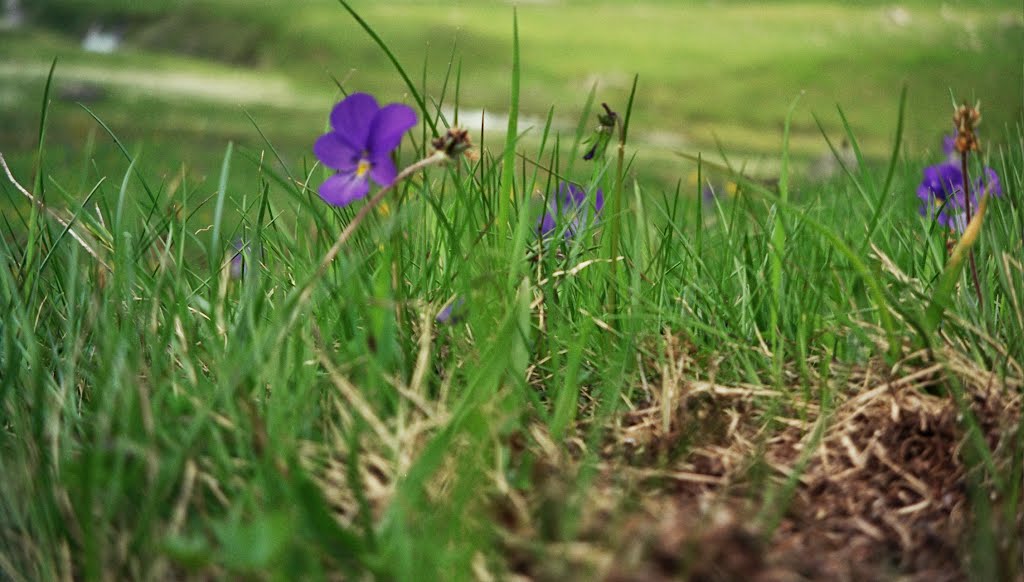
[1,152,111,271]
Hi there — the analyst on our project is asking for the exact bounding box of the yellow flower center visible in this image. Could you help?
[356,159,371,178]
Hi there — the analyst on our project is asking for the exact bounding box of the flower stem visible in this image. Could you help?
[307,150,449,293]
[275,150,450,346]
[605,77,638,324]
[607,137,624,321]
[960,150,984,308]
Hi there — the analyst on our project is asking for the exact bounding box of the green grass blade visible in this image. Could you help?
[770,94,801,376]
[861,85,908,250]
[879,86,908,204]
[78,104,158,208]
[498,8,520,240]
[676,151,900,359]
[210,141,234,266]
[924,195,988,332]
[835,104,872,191]
[335,0,438,138]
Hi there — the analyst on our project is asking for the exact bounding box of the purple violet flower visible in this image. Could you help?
[230,239,247,279]
[313,93,417,207]
[917,159,1002,232]
[701,181,717,204]
[436,296,465,325]
[941,132,957,161]
[538,182,604,240]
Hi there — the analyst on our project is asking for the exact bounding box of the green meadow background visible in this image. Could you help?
[2,0,1021,204]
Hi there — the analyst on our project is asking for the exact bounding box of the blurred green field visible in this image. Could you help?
[1,0,1022,202]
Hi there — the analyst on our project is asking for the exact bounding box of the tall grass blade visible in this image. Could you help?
[498,8,520,238]
[335,0,438,137]
[210,142,234,266]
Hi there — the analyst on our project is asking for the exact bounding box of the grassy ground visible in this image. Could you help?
[2,2,1024,581]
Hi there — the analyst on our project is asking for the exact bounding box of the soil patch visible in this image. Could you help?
[510,345,1023,581]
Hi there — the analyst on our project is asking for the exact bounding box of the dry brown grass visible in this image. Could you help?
[298,328,1023,581]
[514,338,1022,581]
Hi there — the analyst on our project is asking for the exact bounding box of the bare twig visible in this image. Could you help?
[276,149,452,345]
[953,103,984,308]
[300,150,449,302]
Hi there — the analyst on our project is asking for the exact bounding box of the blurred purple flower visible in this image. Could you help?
[538,182,604,239]
[941,132,956,160]
[230,239,247,279]
[917,160,1001,232]
[701,182,716,203]
[313,93,417,207]
[436,296,465,325]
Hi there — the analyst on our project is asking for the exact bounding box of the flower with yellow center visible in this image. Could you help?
[313,93,418,207]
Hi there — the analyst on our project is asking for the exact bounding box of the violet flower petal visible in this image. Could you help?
[537,182,604,240]
[368,103,418,154]
[230,239,246,279]
[919,163,962,202]
[981,167,1002,197]
[942,133,956,157]
[368,152,398,186]
[916,181,935,203]
[319,172,370,206]
[538,212,557,237]
[561,183,587,206]
[329,93,379,150]
[933,207,966,232]
[436,296,465,325]
[314,132,360,171]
